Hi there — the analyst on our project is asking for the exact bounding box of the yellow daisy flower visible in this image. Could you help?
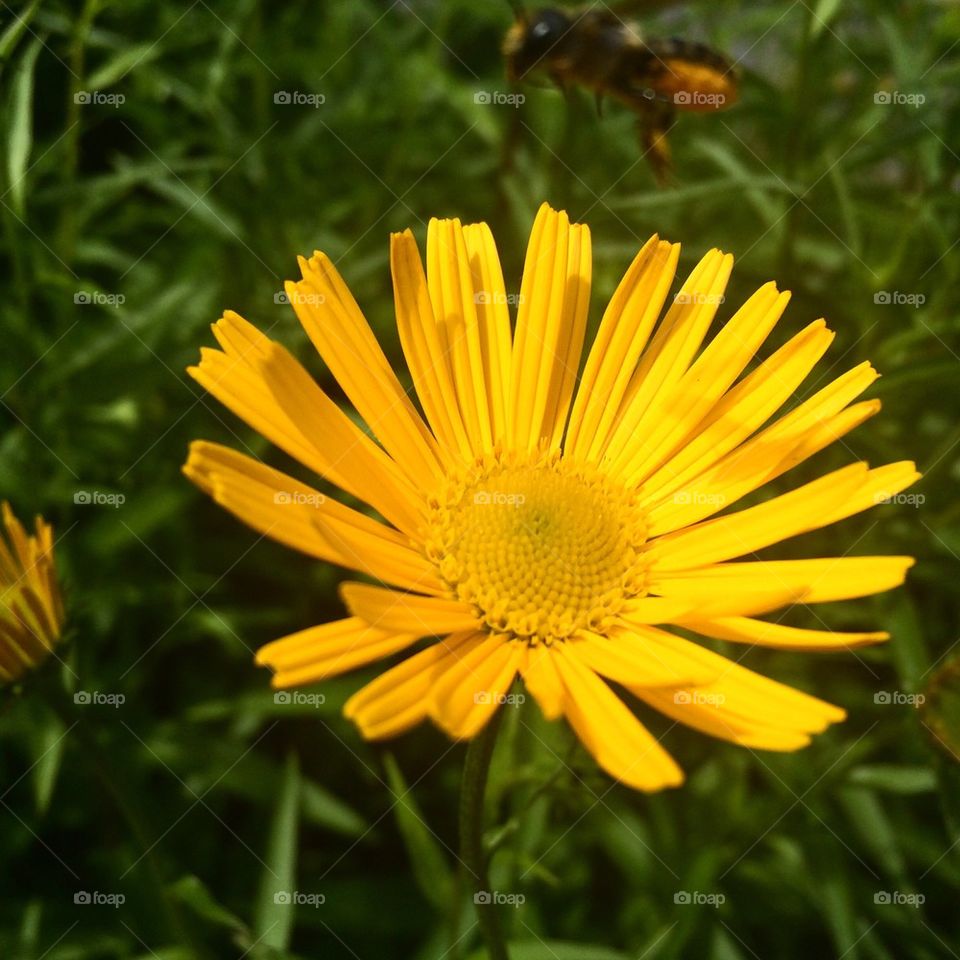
[184,203,918,792]
[0,503,65,685]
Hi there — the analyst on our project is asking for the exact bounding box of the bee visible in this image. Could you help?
[502,5,739,183]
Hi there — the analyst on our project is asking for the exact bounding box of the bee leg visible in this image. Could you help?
[638,102,675,187]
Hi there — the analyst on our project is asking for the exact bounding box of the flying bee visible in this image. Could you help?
[502,5,739,184]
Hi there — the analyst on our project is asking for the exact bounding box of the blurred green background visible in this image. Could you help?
[1,0,959,957]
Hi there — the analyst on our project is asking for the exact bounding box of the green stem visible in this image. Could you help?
[459,708,509,960]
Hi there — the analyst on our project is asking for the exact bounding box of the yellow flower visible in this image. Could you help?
[184,204,918,791]
[0,503,65,685]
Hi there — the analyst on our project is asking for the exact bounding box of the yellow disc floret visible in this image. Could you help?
[425,450,649,644]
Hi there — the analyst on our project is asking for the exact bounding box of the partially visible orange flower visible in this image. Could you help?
[0,503,65,685]
[184,203,918,792]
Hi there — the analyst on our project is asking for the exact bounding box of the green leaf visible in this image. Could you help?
[86,42,163,91]
[0,0,42,63]
[168,875,246,933]
[467,942,628,960]
[809,0,843,39]
[383,752,454,912]
[5,34,42,216]
[31,706,67,816]
[300,778,367,838]
[847,764,937,794]
[253,750,300,950]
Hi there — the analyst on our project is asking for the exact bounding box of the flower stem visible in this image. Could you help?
[459,708,510,960]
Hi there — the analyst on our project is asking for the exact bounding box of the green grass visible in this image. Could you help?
[1,0,959,957]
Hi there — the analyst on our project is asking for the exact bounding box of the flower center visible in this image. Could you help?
[425,451,649,644]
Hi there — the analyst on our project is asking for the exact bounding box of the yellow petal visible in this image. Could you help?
[391,229,473,462]
[339,582,478,635]
[508,203,591,452]
[256,617,419,688]
[686,617,889,650]
[617,284,791,482]
[633,318,834,494]
[290,253,445,486]
[429,634,523,739]
[565,236,679,461]
[520,643,565,720]
[552,643,684,791]
[570,629,718,687]
[602,248,733,467]
[652,461,919,570]
[647,398,881,535]
[253,341,424,535]
[463,222,514,441]
[427,218,493,452]
[650,556,915,604]
[344,633,478,739]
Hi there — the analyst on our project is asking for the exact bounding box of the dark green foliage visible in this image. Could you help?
[0,0,957,957]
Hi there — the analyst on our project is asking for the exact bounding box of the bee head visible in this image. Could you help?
[503,8,574,82]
